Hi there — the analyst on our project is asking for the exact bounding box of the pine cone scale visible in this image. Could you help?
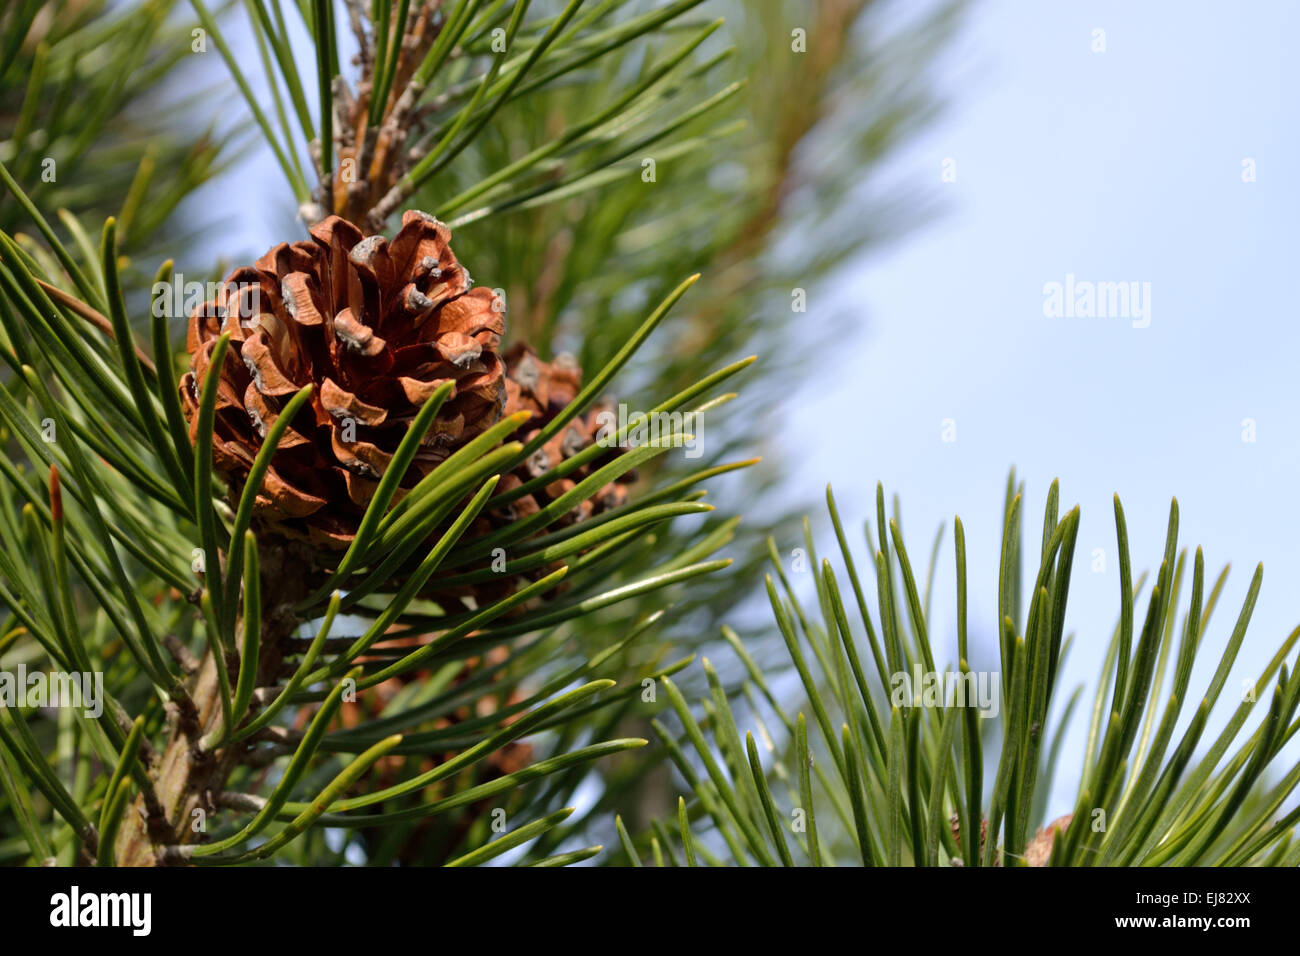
[183,211,638,603]
[182,210,507,551]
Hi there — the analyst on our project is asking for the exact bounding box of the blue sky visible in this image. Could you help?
[787,0,1300,812]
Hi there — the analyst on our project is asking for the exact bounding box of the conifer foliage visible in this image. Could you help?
[4,1,1291,872]
[0,0,756,867]
[640,480,1300,867]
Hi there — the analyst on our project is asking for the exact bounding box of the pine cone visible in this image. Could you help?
[340,642,532,787]
[420,343,637,608]
[948,812,1071,866]
[496,342,634,526]
[1024,813,1072,867]
[338,639,534,864]
[950,812,989,858]
[181,210,506,551]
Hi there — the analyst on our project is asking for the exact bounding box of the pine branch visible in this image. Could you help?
[645,477,1300,867]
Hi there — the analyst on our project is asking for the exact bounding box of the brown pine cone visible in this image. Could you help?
[339,642,532,788]
[950,812,989,857]
[181,210,506,551]
[949,812,1071,866]
[335,639,534,864]
[420,343,638,609]
[1024,813,1072,867]
[495,342,635,526]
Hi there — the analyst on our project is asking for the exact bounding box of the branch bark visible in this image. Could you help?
[114,544,310,866]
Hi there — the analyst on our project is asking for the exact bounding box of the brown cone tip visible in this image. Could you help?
[181,210,507,550]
